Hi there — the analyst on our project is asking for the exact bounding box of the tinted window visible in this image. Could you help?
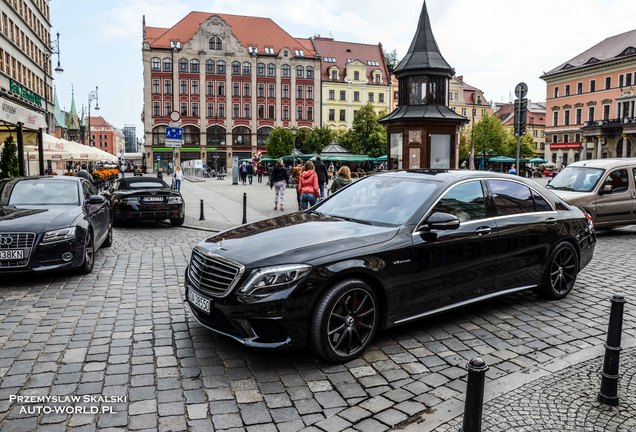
[488,180,534,216]
[8,180,79,206]
[532,190,552,212]
[82,181,96,200]
[432,181,486,222]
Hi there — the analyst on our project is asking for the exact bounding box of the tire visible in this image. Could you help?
[102,219,113,247]
[310,279,379,363]
[170,217,185,226]
[538,242,578,299]
[78,229,95,275]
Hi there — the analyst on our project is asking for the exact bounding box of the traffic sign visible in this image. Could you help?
[165,127,183,148]
[515,82,528,99]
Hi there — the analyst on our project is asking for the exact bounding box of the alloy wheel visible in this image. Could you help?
[326,288,376,357]
[549,247,576,295]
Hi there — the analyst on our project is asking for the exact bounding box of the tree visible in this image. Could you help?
[383,49,399,72]
[518,133,537,158]
[0,135,19,179]
[302,126,332,154]
[473,113,513,160]
[347,104,387,157]
[265,127,293,158]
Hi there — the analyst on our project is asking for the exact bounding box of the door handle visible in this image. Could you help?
[545,217,558,225]
[475,227,491,235]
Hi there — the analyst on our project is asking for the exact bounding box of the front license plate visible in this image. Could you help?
[0,250,23,260]
[188,289,211,314]
[143,196,163,203]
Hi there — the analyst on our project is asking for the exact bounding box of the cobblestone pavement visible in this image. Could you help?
[0,221,634,431]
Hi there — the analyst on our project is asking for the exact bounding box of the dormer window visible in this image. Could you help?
[294,49,305,57]
[354,71,360,81]
[264,47,275,55]
[330,69,338,81]
[248,46,258,55]
[374,73,381,84]
[367,60,380,66]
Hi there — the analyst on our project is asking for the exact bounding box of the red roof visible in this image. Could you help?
[88,116,114,129]
[146,12,316,58]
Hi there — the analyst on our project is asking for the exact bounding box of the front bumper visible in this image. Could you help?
[0,234,86,273]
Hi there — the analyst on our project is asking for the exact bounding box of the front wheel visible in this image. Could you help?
[538,242,578,299]
[77,230,95,275]
[310,279,379,363]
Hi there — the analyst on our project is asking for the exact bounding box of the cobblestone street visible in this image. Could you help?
[0,215,635,431]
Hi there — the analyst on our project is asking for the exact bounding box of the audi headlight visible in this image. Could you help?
[167,196,183,204]
[238,264,311,302]
[41,227,76,244]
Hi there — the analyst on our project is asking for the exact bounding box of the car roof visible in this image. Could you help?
[378,169,526,184]
[566,158,636,169]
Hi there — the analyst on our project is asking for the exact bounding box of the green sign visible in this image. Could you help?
[9,79,43,108]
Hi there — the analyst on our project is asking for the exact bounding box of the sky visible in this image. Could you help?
[51,0,636,138]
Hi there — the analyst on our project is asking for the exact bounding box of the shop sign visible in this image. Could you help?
[550,142,582,149]
[0,96,47,129]
[9,79,42,108]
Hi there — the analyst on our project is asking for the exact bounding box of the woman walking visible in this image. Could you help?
[329,165,352,194]
[174,165,183,191]
[270,159,290,211]
[298,161,320,210]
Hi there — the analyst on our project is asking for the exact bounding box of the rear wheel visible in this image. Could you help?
[310,279,379,363]
[102,219,113,247]
[538,242,578,299]
[77,230,95,275]
[170,217,185,226]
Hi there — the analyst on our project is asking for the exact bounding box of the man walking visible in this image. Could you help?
[314,156,328,199]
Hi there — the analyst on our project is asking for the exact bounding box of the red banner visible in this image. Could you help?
[550,142,582,149]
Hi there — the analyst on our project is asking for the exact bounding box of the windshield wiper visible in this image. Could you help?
[335,216,372,225]
[547,186,576,191]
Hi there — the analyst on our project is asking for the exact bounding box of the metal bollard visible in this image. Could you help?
[242,193,247,224]
[199,199,205,221]
[462,358,489,432]
[598,293,626,406]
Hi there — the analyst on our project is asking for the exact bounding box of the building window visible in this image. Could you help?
[553,111,558,126]
[151,57,160,71]
[339,109,346,121]
[553,87,559,98]
[307,107,313,121]
[164,79,172,94]
[206,59,215,73]
[563,134,569,143]
[283,106,289,120]
[258,104,264,119]
[192,102,199,117]
[207,81,214,96]
[577,82,582,94]
[619,74,624,88]
[603,104,610,120]
[462,107,467,116]
[296,85,303,99]
[179,58,188,72]
[328,109,335,121]
[307,67,314,79]
[180,102,188,116]
[282,64,291,77]
[243,82,250,97]
[218,103,225,117]
[331,70,338,80]
[267,63,276,77]
[209,36,222,50]
[552,134,558,144]
[243,104,250,118]
[242,62,251,76]
[307,86,313,100]
[180,80,188,95]
[354,71,360,81]
[162,58,172,72]
[256,63,265,76]
[564,110,570,126]
[232,82,240,97]
[590,80,596,92]
[575,108,582,124]
[565,84,570,96]
[232,61,240,75]
[368,92,375,103]
[268,105,275,119]
[374,73,381,84]
[164,101,172,116]
[588,106,595,122]
[232,126,250,146]
[218,81,225,96]
[268,84,275,98]
[296,106,303,120]
[605,76,611,89]
[258,83,265,98]
[379,93,384,103]
[283,84,289,99]
[207,102,214,117]
[190,59,199,73]
[152,79,160,94]
[339,90,346,101]
[627,73,633,87]
[354,91,360,102]
[191,80,199,95]
[296,65,304,78]
[233,104,240,118]
[216,61,226,74]
[153,101,160,116]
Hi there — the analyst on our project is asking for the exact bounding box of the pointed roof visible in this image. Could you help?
[53,87,66,129]
[322,142,351,154]
[393,1,454,76]
[67,86,80,130]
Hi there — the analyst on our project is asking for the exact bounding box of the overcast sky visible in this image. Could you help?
[51,0,636,136]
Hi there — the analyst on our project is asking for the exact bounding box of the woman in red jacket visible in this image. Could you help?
[298,161,321,210]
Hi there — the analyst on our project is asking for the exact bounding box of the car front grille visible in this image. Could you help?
[188,248,244,297]
[0,232,36,268]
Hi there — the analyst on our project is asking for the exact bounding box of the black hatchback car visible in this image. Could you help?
[105,177,185,226]
[184,170,596,362]
[0,176,112,274]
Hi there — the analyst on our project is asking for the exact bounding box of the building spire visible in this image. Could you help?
[393,0,454,76]
[53,86,66,130]
[68,84,80,130]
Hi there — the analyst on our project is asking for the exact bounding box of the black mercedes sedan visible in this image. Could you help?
[0,176,112,274]
[105,177,185,226]
[184,170,596,362]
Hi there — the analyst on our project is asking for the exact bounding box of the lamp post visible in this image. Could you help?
[470,105,476,170]
[291,126,297,169]
[40,32,63,175]
[87,86,100,147]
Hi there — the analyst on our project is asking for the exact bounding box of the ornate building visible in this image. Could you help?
[541,28,636,165]
[448,75,492,130]
[142,12,321,172]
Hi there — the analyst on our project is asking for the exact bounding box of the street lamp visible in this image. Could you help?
[291,126,297,168]
[470,106,476,169]
[87,86,100,147]
[38,32,64,175]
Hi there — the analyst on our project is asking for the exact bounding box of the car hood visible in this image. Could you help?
[197,212,399,268]
[0,205,80,232]
[549,190,595,206]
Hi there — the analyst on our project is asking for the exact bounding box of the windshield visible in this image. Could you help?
[8,180,79,206]
[120,180,168,190]
[546,166,604,192]
[315,176,437,226]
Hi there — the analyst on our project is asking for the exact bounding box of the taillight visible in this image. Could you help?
[583,211,594,231]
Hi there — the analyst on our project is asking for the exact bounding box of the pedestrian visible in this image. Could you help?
[314,156,328,199]
[508,164,517,175]
[327,162,335,180]
[240,162,248,184]
[119,163,126,178]
[298,161,320,210]
[329,166,353,194]
[174,165,183,191]
[76,163,94,184]
[269,159,289,211]
[257,163,264,183]
[292,159,303,210]
[247,162,254,185]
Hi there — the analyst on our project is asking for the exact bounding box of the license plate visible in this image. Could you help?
[0,250,23,260]
[188,289,211,314]
[143,196,163,202]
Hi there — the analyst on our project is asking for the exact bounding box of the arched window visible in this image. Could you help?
[267,63,276,77]
[282,64,291,78]
[256,63,265,76]
[183,125,200,146]
[232,126,251,146]
[206,59,215,73]
[152,125,166,145]
[179,58,188,72]
[162,58,172,72]
[209,36,222,50]
[216,60,226,74]
[306,66,314,79]
[231,61,241,75]
[257,127,272,146]
[151,57,161,71]
[190,59,199,73]
[296,65,304,78]
[206,125,226,146]
[242,62,251,76]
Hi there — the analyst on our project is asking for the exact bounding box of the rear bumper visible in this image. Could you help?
[114,205,184,222]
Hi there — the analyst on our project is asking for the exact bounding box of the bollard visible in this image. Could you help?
[242,193,247,224]
[462,358,489,432]
[598,293,626,406]
[199,199,205,221]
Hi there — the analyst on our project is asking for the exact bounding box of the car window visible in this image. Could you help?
[532,190,552,212]
[603,169,629,193]
[431,180,486,222]
[547,166,603,192]
[8,180,79,206]
[82,182,94,200]
[488,180,536,216]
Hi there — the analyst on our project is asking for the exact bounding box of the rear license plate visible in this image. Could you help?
[188,289,211,314]
[0,250,23,260]
[143,196,163,202]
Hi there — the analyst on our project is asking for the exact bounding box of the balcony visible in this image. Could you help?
[581,116,636,135]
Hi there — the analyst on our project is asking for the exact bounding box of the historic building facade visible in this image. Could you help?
[448,75,492,130]
[493,101,547,157]
[541,29,636,165]
[142,12,321,171]
[308,37,391,130]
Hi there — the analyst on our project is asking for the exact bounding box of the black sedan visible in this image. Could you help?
[184,170,596,362]
[0,176,112,274]
[105,177,185,226]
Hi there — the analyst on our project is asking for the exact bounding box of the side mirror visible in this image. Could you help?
[600,184,612,195]
[423,212,460,231]
[88,195,106,204]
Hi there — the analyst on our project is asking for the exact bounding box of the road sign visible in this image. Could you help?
[165,127,183,148]
[169,111,181,122]
[515,82,528,99]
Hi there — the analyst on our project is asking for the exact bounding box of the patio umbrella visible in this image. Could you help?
[488,156,516,163]
[529,157,547,163]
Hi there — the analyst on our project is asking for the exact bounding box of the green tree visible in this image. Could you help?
[473,113,513,159]
[459,130,470,160]
[302,126,332,154]
[0,135,19,179]
[265,127,293,158]
[519,133,537,158]
[347,104,387,157]
[383,49,399,71]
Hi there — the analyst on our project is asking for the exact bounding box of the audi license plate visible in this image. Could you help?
[188,289,211,314]
[143,196,163,202]
[0,250,23,260]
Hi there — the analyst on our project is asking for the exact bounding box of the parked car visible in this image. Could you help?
[546,158,636,228]
[184,170,596,362]
[105,177,185,226]
[0,176,112,274]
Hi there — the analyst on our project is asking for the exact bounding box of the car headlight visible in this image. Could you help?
[167,196,183,204]
[41,227,76,244]
[238,264,311,302]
